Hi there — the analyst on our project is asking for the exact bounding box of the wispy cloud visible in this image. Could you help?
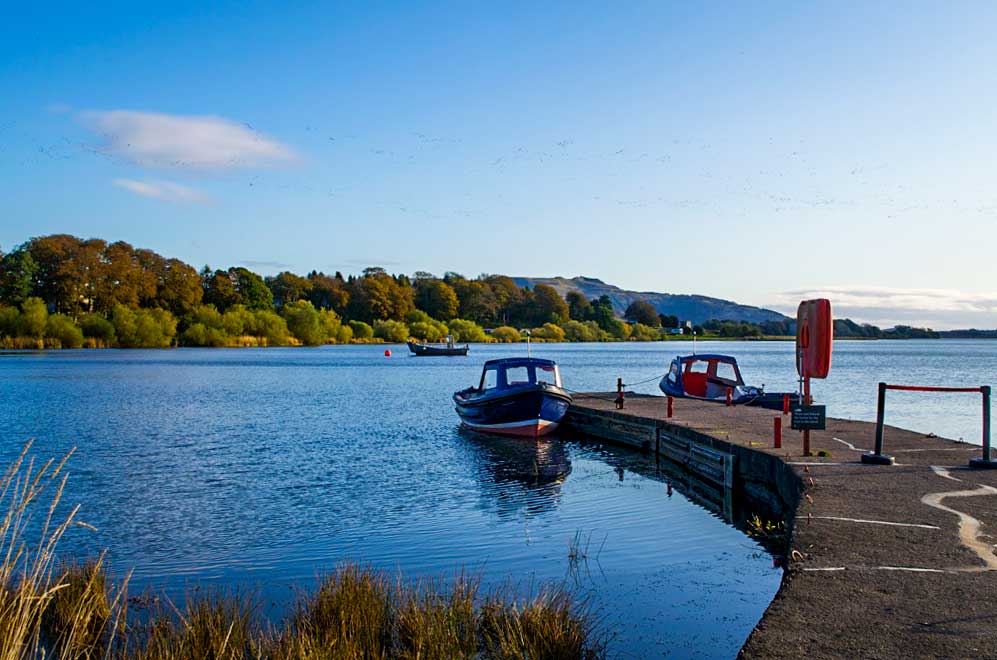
[769,286,997,329]
[82,110,296,169]
[239,260,291,271]
[113,178,211,204]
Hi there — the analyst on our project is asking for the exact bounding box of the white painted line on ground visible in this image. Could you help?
[930,465,963,483]
[921,483,997,570]
[812,516,940,530]
[875,566,952,573]
[832,436,868,452]
[894,447,977,453]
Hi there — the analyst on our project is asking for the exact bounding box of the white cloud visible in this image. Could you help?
[113,179,212,204]
[83,110,296,169]
[769,286,997,330]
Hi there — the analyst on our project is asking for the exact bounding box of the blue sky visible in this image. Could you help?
[2,1,996,328]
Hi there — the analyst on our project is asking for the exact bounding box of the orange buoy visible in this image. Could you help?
[384,349,392,357]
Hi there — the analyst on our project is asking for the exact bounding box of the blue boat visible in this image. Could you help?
[659,354,801,410]
[453,358,572,437]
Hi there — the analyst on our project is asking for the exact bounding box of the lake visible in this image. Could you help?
[1,339,993,658]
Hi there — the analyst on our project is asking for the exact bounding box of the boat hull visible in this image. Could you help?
[659,379,800,410]
[453,386,572,438]
[408,341,469,356]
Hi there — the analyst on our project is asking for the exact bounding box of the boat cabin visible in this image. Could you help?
[478,358,562,392]
[663,354,745,399]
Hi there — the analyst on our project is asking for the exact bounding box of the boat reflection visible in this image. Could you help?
[459,428,572,518]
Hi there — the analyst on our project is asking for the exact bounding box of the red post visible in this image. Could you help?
[782,393,790,415]
[802,377,812,456]
[726,387,733,406]
[666,395,674,418]
[774,416,782,449]
[615,377,625,409]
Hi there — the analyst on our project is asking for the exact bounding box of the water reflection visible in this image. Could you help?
[460,429,571,518]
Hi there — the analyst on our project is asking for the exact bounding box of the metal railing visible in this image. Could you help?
[862,383,993,468]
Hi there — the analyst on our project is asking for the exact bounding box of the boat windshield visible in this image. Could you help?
[479,363,562,390]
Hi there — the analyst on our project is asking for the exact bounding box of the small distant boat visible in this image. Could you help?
[659,354,801,410]
[453,358,572,437]
[408,335,469,356]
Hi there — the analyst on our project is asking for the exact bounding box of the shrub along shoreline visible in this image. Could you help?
[2,443,606,659]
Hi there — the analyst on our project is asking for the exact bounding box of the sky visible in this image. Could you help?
[1,1,996,329]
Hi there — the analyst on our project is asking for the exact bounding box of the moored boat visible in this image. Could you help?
[453,358,572,437]
[659,354,800,410]
[408,335,469,356]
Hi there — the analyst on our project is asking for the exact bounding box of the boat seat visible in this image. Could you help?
[683,372,708,397]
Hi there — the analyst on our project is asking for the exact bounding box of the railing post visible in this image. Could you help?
[970,386,997,469]
[862,382,895,465]
[615,377,625,410]
[666,395,674,418]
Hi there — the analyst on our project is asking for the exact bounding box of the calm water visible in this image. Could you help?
[1,340,993,658]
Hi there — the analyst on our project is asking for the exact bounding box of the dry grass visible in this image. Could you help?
[0,444,605,660]
[480,586,604,660]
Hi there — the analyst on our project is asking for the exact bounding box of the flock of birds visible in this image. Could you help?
[4,115,997,227]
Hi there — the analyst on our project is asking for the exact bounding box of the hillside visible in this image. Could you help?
[512,276,789,324]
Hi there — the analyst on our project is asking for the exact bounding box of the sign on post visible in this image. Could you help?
[791,405,826,431]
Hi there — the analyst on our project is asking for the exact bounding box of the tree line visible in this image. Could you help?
[1,235,939,349]
[0,235,674,348]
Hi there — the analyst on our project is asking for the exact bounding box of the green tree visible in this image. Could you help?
[630,323,661,341]
[373,319,409,343]
[45,314,84,348]
[282,299,324,345]
[561,320,600,342]
[202,269,241,312]
[349,320,374,340]
[532,322,565,342]
[0,307,20,337]
[490,326,521,343]
[565,291,591,321]
[231,267,274,311]
[0,248,38,307]
[18,297,48,338]
[111,305,176,347]
[414,279,459,321]
[268,271,312,308]
[252,310,291,346]
[80,313,116,346]
[625,300,660,326]
[447,319,487,343]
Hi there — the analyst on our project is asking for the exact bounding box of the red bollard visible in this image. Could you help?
[615,377,625,409]
[666,395,674,418]
[782,393,790,415]
[726,387,733,407]
[774,416,782,449]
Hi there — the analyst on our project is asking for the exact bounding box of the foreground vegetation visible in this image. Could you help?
[0,443,604,659]
[0,234,940,349]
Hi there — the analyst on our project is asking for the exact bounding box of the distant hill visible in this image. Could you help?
[511,276,789,324]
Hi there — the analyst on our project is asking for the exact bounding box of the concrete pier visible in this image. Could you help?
[566,393,997,659]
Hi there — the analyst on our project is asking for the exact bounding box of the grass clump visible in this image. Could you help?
[480,586,603,660]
